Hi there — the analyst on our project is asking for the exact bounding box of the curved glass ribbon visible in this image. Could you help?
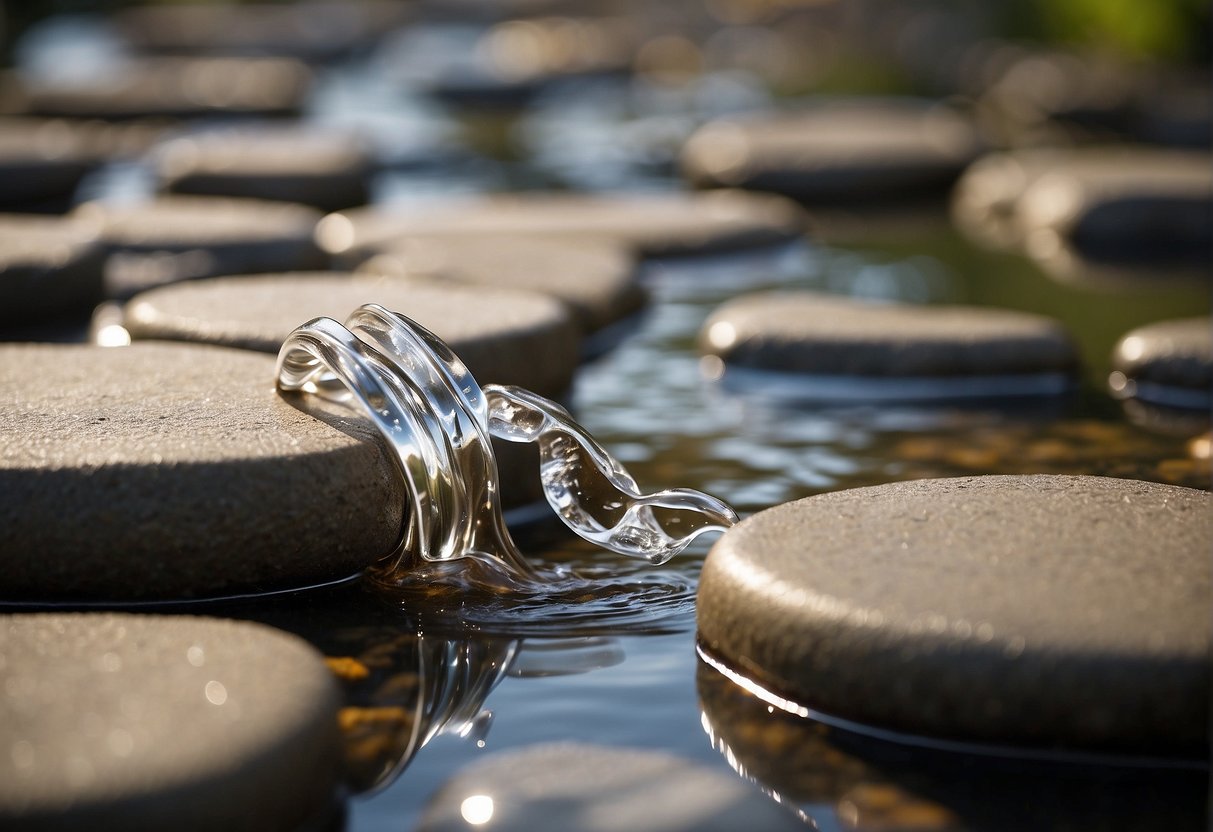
[276,304,737,579]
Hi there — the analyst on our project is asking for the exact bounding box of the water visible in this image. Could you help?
[9,15,1211,830]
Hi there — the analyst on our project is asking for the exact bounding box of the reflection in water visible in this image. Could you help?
[696,649,1207,832]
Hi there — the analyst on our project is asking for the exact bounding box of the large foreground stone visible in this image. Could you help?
[682,98,982,202]
[123,272,580,397]
[0,343,404,601]
[0,613,341,831]
[358,233,646,335]
[418,742,803,832]
[1110,316,1212,410]
[73,195,325,297]
[317,189,806,263]
[697,475,1211,755]
[700,291,1077,397]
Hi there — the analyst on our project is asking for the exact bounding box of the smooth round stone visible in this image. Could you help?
[16,57,312,121]
[154,128,373,211]
[1110,317,1212,410]
[358,233,646,335]
[0,342,404,601]
[123,272,580,398]
[72,196,325,298]
[316,189,807,262]
[0,215,106,327]
[0,613,341,831]
[681,98,982,202]
[417,742,803,832]
[697,475,1212,755]
[700,291,1077,396]
[1015,149,1212,261]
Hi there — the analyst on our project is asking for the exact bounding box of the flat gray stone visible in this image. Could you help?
[1110,317,1212,410]
[697,475,1212,755]
[0,613,341,831]
[0,215,107,327]
[123,272,580,397]
[417,742,803,832]
[358,233,646,335]
[681,98,982,202]
[154,127,373,211]
[1015,149,1212,262]
[700,290,1077,387]
[0,342,404,601]
[72,196,325,298]
[16,57,312,120]
[317,189,807,263]
[0,118,96,209]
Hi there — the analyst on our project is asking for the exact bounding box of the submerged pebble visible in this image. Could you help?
[697,474,1211,756]
[1110,316,1212,411]
[0,342,405,602]
[0,613,342,831]
[418,742,804,831]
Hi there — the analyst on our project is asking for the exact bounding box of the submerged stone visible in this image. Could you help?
[0,613,341,831]
[682,98,982,202]
[0,215,106,328]
[122,272,580,398]
[1110,316,1212,411]
[72,195,325,298]
[317,189,806,263]
[699,290,1077,399]
[0,342,404,602]
[418,742,803,832]
[697,475,1211,755]
[154,127,374,211]
[357,233,646,336]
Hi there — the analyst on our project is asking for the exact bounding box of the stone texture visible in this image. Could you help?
[0,613,341,831]
[357,233,646,335]
[123,272,580,397]
[0,215,106,327]
[0,342,404,601]
[316,189,807,263]
[1111,317,1212,409]
[697,475,1212,755]
[72,195,325,298]
[700,290,1077,378]
[154,127,373,211]
[417,742,803,832]
[681,98,982,202]
[14,57,312,121]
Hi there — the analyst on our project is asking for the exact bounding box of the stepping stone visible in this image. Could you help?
[0,342,404,602]
[154,127,374,211]
[317,189,806,264]
[0,215,107,328]
[122,272,580,398]
[417,742,803,832]
[1110,317,1212,411]
[697,475,1212,756]
[0,118,97,209]
[1014,149,1212,263]
[72,196,325,298]
[0,613,341,831]
[114,1,408,64]
[681,98,982,202]
[699,291,1077,399]
[358,233,646,336]
[15,57,312,121]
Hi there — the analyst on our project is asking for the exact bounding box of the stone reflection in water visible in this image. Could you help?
[696,652,1207,832]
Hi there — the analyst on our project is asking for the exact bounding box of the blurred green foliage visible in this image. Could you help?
[1019,0,1210,60]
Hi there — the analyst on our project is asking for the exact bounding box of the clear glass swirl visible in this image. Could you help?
[276,303,737,580]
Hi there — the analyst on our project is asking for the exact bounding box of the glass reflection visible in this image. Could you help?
[696,648,1207,832]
